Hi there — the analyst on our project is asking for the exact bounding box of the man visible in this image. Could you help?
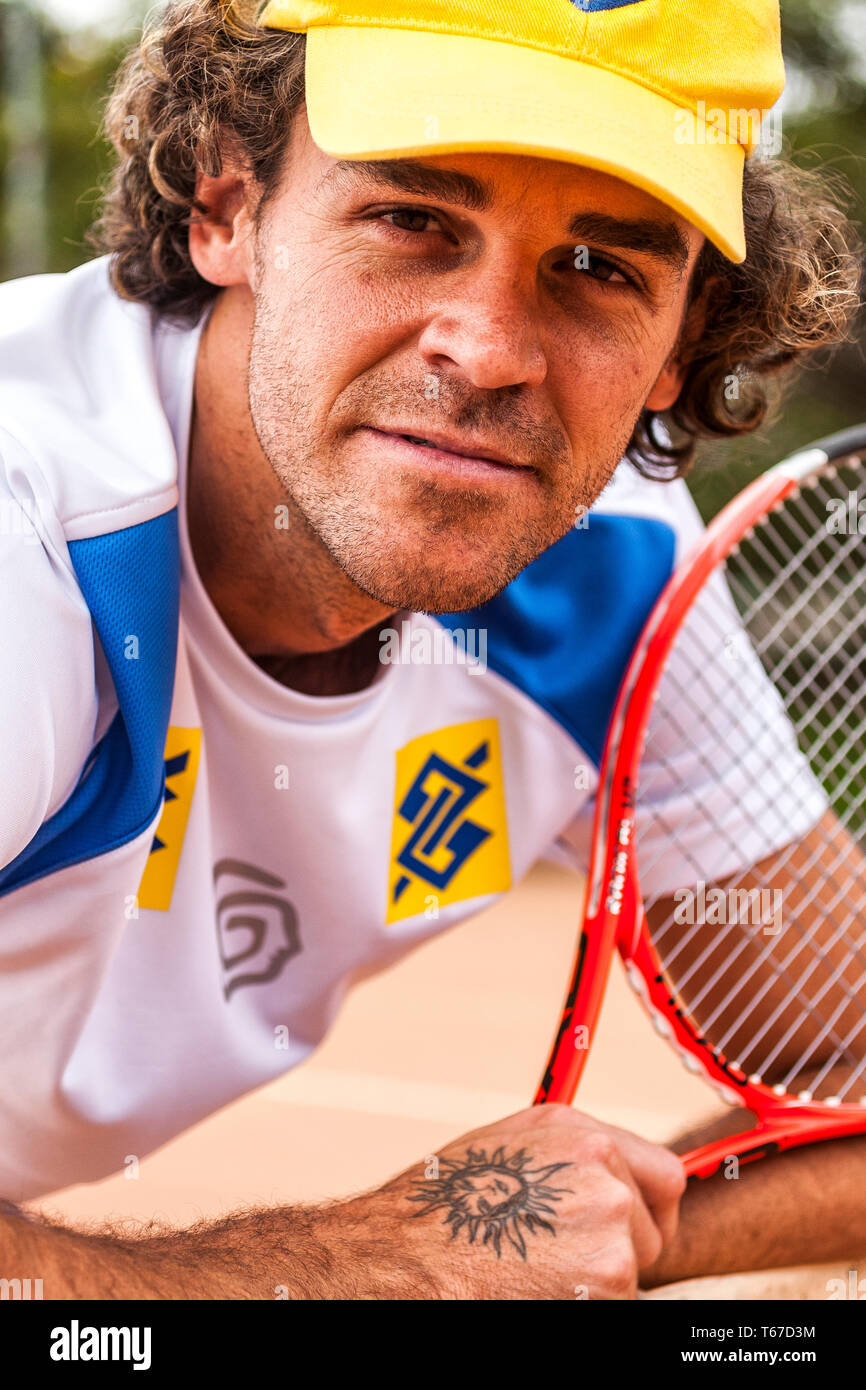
[0,0,862,1299]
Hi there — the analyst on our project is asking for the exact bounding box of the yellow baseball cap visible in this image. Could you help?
[257,0,784,263]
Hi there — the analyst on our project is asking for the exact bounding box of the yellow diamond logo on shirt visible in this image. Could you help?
[387,719,511,925]
[137,726,202,912]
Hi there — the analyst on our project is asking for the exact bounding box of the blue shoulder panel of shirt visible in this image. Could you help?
[0,511,178,899]
[437,512,676,766]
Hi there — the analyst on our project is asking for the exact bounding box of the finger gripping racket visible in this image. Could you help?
[536,425,866,1179]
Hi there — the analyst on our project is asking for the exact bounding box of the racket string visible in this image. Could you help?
[737,500,862,653]
[733,529,865,704]
[643,761,866,1084]
[635,461,866,1102]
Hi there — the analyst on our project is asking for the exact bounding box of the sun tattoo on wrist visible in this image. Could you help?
[406,1146,572,1259]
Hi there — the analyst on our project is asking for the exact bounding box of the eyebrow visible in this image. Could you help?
[320,158,493,212]
[319,158,692,275]
[567,212,690,276]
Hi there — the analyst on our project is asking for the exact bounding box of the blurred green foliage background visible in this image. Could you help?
[0,0,863,518]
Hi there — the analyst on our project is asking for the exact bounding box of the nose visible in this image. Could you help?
[416,253,548,392]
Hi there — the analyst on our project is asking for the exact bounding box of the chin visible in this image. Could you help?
[319,502,561,613]
[348,556,523,615]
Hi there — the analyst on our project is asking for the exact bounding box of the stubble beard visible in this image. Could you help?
[247,294,630,614]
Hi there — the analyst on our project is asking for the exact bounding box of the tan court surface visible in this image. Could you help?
[33,862,865,1298]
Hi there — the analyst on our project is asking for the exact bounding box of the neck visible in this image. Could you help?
[186,288,396,696]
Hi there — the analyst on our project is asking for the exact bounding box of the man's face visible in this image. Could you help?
[246,115,704,613]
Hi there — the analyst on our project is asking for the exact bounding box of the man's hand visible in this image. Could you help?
[334,1104,686,1300]
[0,1106,684,1300]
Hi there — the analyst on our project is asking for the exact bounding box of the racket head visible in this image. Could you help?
[537,425,866,1175]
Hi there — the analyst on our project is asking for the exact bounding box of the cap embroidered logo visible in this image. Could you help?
[570,1,646,9]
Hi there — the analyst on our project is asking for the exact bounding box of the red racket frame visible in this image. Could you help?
[535,435,866,1179]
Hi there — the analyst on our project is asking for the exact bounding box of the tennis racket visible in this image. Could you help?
[536,424,866,1180]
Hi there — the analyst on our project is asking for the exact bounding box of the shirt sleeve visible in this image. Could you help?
[0,427,98,872]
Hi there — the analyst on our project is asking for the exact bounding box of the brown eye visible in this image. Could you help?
[384,208,438,234]
[586,257,624,282]
[550,248,632,286]
[576,253,628,284]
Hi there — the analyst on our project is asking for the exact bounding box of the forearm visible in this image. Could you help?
[0,1194,440,1300]
[641,1130,866,1289]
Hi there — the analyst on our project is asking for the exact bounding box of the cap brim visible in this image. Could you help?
[303,25,746,263]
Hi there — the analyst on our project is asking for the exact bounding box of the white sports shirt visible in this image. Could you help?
[0,258,823,1200]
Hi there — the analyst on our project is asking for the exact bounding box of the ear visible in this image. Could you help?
[644,353,688,413]
[188,162,257,288]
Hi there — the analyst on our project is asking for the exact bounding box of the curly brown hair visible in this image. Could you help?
[89,0,864,477]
